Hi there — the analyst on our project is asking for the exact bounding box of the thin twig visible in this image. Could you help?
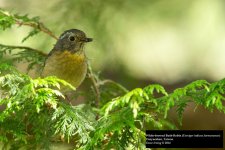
[15,21,58,40]
[0,9,58,40]
[87,63,100,108]
[0,44,47,57]
[97,79,128,93]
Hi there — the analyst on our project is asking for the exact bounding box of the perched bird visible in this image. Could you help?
[42,29,92,89]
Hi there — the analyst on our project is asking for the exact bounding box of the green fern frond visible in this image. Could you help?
[52,103,95,145]
[102,88,149,118]
[0,9,15,30]
[0,9,43,42]
[85,107,138,150]
[21,28,40,43]
[204,78,225,112]
[144,84,168,96]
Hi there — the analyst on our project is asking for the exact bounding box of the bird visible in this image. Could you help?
[42,29,93,90]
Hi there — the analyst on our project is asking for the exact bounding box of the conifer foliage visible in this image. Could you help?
[0,9,225,149]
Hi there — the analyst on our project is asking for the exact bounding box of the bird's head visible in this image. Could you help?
[53,29,93,53]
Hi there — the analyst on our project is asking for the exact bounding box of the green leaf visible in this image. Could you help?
[22,28,40,43]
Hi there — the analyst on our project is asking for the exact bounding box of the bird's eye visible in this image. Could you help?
[69,35,75,41]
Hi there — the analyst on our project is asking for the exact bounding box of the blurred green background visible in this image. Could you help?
[1,0,225,85]
[0,0,225,149]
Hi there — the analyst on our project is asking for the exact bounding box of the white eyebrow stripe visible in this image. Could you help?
[59,32,74,39]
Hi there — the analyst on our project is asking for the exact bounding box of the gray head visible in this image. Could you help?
[52,29,92,54]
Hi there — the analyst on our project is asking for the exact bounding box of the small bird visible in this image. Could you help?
[42,29,92,89]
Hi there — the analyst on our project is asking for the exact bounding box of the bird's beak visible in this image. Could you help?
[83,38,93,42]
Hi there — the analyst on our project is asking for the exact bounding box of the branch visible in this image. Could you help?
[0,44,47,57]
[0,9,58,40]
[97,79,128,93]
[15,21,58,40]
[87,64,100,108]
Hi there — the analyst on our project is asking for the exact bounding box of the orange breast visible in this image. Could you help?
[42,51,87,88]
